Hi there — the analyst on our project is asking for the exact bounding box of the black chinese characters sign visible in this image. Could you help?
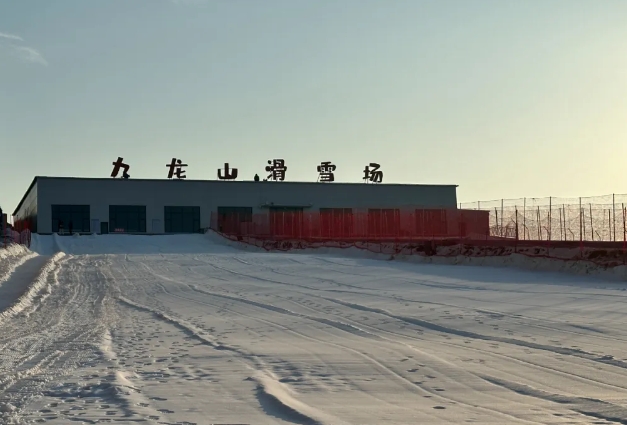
[363,163,383,183]
[166,158,188,179]
[111,157,130,179]
[218,163,238,180]
[109,157,383,183]
[317,161,336,182]
[265,159,287,181]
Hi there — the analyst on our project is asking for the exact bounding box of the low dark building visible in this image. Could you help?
[13,176,467,235]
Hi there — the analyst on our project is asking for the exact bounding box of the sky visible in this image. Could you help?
[1,0,627,214]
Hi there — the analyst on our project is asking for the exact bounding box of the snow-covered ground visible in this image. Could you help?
[2,233,627,424]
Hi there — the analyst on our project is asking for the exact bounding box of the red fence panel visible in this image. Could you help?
[210,206,627,267]
[212,208,491,242]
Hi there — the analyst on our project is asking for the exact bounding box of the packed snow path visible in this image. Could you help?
[2,234,627,424]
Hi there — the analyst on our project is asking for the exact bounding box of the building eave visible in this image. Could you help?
[13,176,38,216]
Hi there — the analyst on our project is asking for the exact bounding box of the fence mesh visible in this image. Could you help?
[459,193,627,242]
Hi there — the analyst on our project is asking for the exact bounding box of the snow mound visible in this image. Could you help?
[0,252,66,323]
[250,371,350,425]
[0,244,35,284]
[0,243,29,260]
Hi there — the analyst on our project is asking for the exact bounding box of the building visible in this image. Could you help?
[12,176,466,236]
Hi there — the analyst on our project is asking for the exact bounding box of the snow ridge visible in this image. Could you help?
[0,245,36,285]
[250,371,351,425]
[0,252,66,323]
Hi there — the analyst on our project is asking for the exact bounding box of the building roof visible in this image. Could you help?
[13,176,39,216]
[13,176,458,216]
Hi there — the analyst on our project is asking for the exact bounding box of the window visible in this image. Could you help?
[319,208,353,238]
[164,206,201,233]
[368,208,400,237]
[109,205,146,233]
[51,205,90,233]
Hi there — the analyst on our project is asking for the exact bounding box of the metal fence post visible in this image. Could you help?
[523,198,526,240]
[579,197,583,253]
[500,198,504,237]
[613,193,616,241]
[515,208,518,253]
[549,196,552,242]
[623,204,626,264]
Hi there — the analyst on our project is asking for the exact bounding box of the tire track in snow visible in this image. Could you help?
[482,375,627,425]
[148,281,542,424]
[170,256,627,422]
[120,248,620,420]
[134,259,381,344]
[116,296,350,425]
[323,297,627,371]
[121,261,456,420]
[176,255,627,370]
[147,285,452,420]
[156,252,621,408]
[185,254,627,352]
[436,336,627,393]
[262,286,627,395]
[141,275,430,416]
[188,285,375,339]
[186,285,569,423]
[117,296,232,352]
[272,290,627,401]
[229,256,627,347]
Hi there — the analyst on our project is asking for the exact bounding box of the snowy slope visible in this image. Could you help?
[1,233,627,424]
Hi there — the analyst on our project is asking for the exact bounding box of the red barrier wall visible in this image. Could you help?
[211,208,627,268]
[211,209,490,242]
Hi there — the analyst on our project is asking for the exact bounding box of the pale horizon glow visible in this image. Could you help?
[1,0,627,213]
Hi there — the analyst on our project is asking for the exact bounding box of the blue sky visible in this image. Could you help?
[1,0,626,213]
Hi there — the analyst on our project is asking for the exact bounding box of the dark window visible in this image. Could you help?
[51,205,90,233]
[368,208,400,237]
[415,209,447,237]
[319,208,353,238]
[109,205,146,233]
[269,207,304,238]
[164,206,201,233]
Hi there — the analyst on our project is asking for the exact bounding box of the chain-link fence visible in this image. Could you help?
[460,194,627,242]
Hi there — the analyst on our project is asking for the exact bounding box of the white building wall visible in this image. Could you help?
[30,177,457,234]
